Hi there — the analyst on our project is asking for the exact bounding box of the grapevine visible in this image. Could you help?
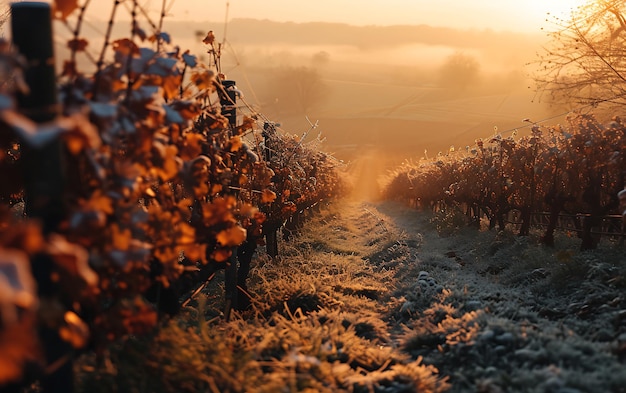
[0,1,344,389]
[383,114,625,248]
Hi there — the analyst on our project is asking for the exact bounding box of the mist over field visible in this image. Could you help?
[187,20,556,162]
[51,18,560,173]
[178,19,561,195]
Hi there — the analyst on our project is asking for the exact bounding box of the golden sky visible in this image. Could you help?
[139,0,587,32]
[0,1,588,34]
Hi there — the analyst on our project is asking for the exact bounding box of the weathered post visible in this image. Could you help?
[219,80,239,317]
[263,121,276,162]
[11,1,64,232]
[220,79,238,131]
[11,3,73,392]
[223,247,238,320]
[262,122,279,258]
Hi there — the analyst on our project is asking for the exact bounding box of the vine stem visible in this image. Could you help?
[93,0,120,100]
[123,0,158,31]
[69,0,91,65]
[124,0,137,102]
[179,63,187,98]
[61,0,91,108]
[157,0,167,52]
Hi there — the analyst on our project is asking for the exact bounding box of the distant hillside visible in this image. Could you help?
[163,18,543,48]
[70,18,544,63]
[155,18,545,64]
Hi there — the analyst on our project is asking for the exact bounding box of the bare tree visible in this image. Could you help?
[438,52,481,90]
[266,66,329,115]
[533,0,626,109]
[311,51,330,68]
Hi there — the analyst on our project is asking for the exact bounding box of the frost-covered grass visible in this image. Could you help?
[75,200,625,392]
[76,201,449,393]
[376,201,626,393]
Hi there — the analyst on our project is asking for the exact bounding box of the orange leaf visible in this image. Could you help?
[182,243,206,264]
[112,38,139,57]
[211,183,222,195]
[47,234,98,287]
[53,0,79,20]
[65,133,84,154]
[180,133,203,160]
[67,38,88,52]
[162,74,182,101]
[202,31,216,45]
[191,69,215,91]
[261,189,277,204]
[61,60,77,78]
[111,224,131,251]
[216,225,247,247]
[211,248,231,262]
[229,136,243,152]
[159,145,180,181]
[239,204,259,218]
[177,222,196,245]
[86,190,114,215]
[59,311,89,349]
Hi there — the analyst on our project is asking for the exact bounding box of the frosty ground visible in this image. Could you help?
[372,201,626,393]
[78,199,626,393]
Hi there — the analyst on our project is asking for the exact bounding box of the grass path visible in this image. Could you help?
[77,199,626,392]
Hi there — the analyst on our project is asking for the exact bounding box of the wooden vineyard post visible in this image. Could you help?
[11,1,64,232]
[11,3,74,393]
[265,229,279,259]
[263,122,279,258]
[223,247,238,321]
[220,80,238,131]
[219,80,241,317]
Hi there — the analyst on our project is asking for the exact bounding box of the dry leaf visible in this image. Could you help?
[53,0,79,20]
[229,136,243,152]
[261,189,277,204]
[216,226,247,247]
[59,311,89,349]
[67,38,88,52]
[211,248,231,263]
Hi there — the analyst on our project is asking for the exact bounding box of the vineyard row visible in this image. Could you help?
[0,2,344,391]
[383,113,625,249]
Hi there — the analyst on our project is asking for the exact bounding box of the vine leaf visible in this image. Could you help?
[0,111,100,152]
[191,69,216,91]
[52,0,79,20]
[216,225,247,247]
[229,136,243,152]
[0,249,37,313]
[111,224,132,252]
[47,234,98,287]
[202,31,216,45]
[59,311,89,349]
[261,189,277,204]
[182,52,197,68]
[211,248,231,263]
[67,38,88,52]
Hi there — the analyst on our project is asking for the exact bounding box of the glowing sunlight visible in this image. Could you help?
[79,0,590,32]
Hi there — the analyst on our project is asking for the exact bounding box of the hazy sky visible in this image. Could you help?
[65,0,590,33]
[160,0,586,32]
